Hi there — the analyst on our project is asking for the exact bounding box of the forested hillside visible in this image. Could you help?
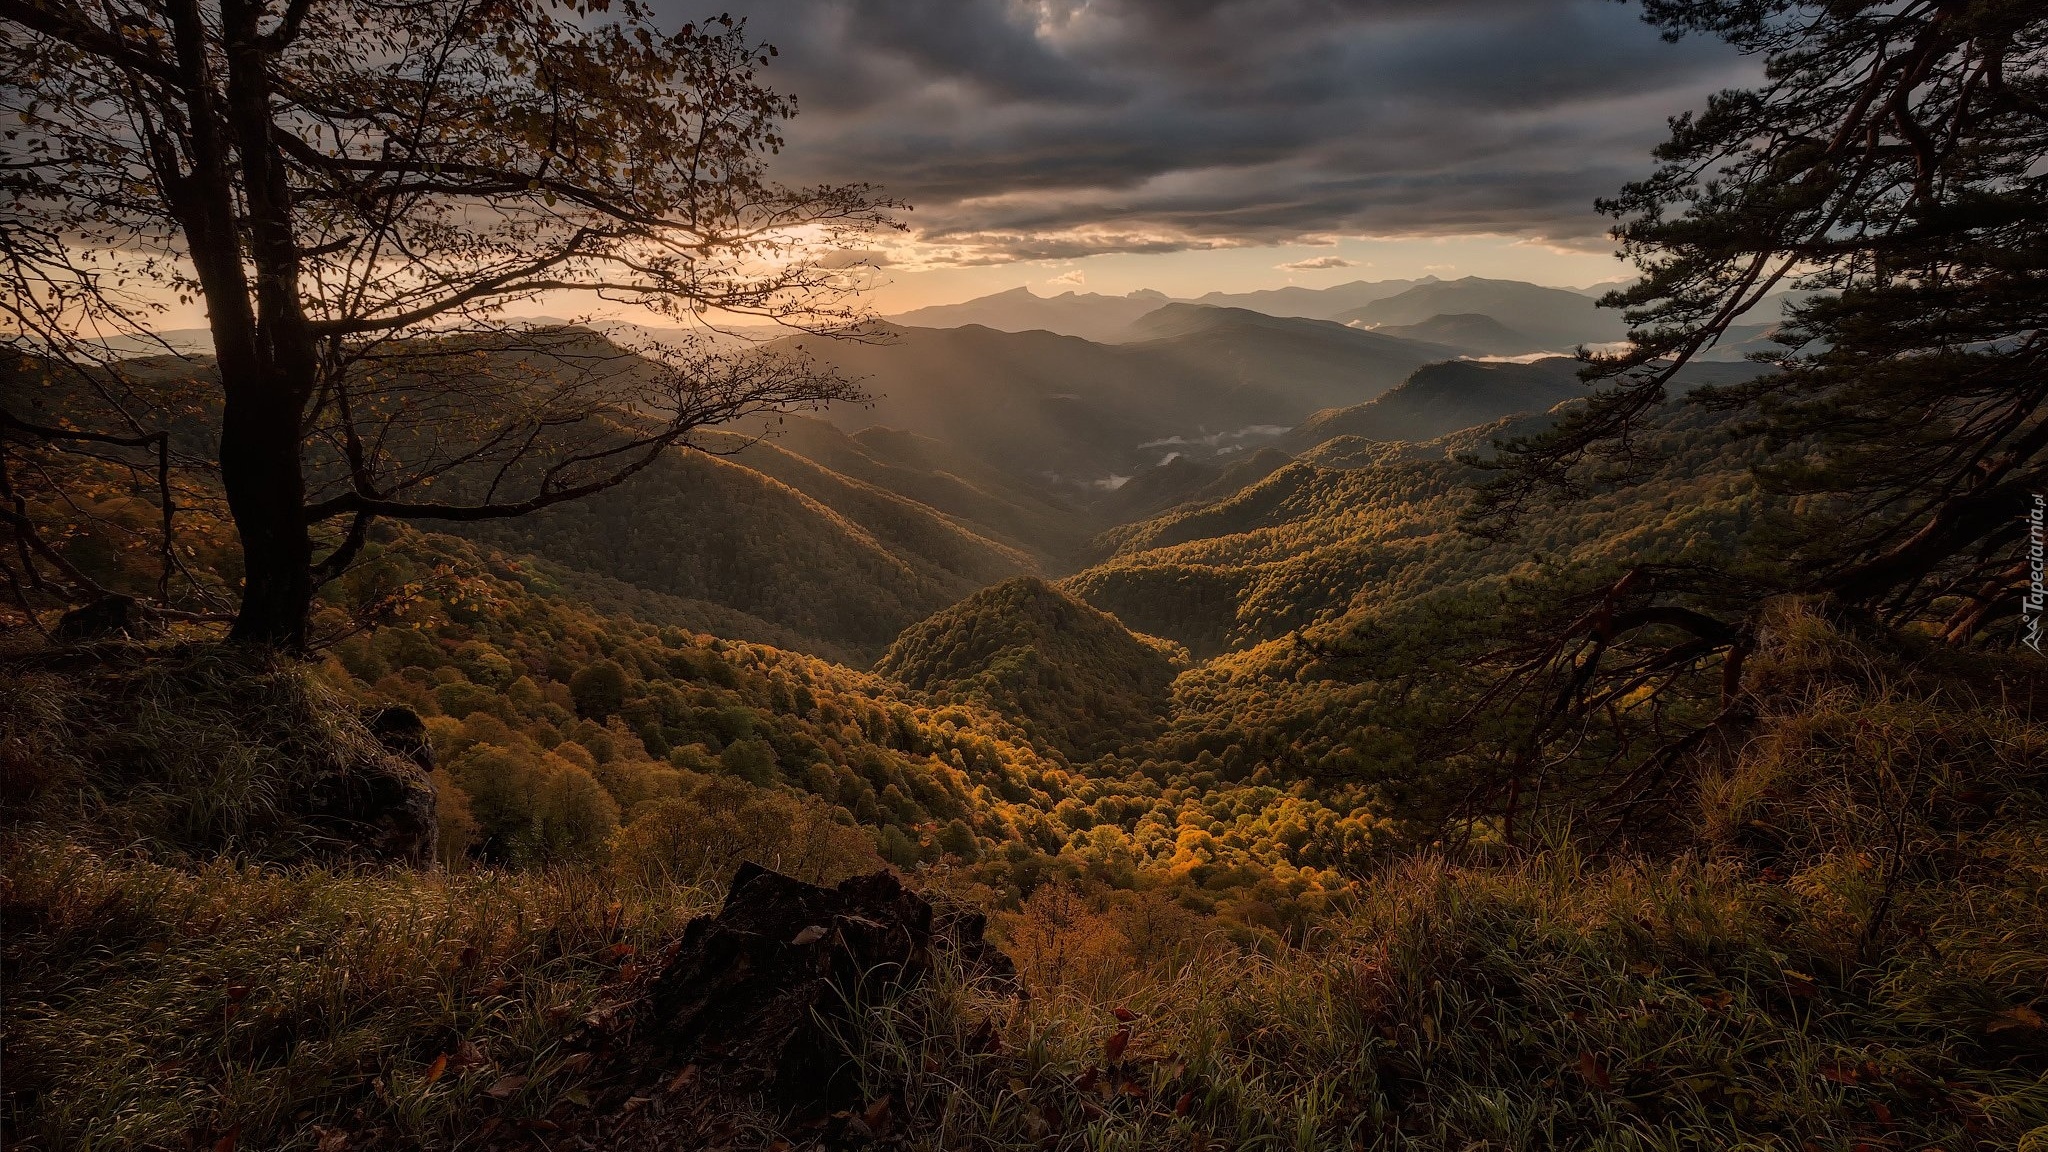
[460,427,1035,662]
[773,313,1448,485]
[13,285,2046,1151]
[876,577,1182,759]
[1335,276,1630,348]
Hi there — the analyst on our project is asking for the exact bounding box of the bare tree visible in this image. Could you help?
[2,0,897,649]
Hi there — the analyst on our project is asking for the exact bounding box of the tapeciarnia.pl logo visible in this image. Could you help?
[2027,492,2045,654]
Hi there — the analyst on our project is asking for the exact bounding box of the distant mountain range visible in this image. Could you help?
[764,307,1453,488]
[884,287,1174,343]
[886,275,1644,355]
[1333,277,1632,350]
[1369,313,1540,356]
[882,278,1439,338]
[1183,278,1439,319]
[1282,357,1590,450]
[92,277,1798,664]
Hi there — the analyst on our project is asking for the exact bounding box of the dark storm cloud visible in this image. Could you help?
[691,0,1753,263]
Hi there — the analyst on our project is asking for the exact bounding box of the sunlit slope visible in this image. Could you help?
[1369,312,1543,356]
[714,414,1098,564]
[876,576,1182,760]
[460,441,1034,662]
[773,314,1451,485]
[1067,402,1764,661]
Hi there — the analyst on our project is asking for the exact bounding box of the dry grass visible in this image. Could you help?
[837,843,2046,1150]
[1,644,401,861]
[1,832,714,1150]
[830,610,2048,1150]
[5,613,2046,1150]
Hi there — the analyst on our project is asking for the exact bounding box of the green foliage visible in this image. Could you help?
[718,737,778,786]
[13,615,2047,1150]
[878,576,1182,760]
[568,659,628,720]
[446,744,620,866]
[611,773,880,887]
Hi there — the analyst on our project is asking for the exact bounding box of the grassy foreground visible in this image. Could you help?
[4,614,2047,1150]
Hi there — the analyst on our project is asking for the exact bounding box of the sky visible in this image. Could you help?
[695,0,1758,311]
[105,0,1758,331]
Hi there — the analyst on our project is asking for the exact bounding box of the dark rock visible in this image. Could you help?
[53,596,139,642]
[647,862,1012,1110]
[307,707,439,867]
[362,705,435,772]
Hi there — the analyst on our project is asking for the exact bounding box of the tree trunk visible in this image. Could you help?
[223,0,319,651]
[221,380,314,648]
[163,0,319,650]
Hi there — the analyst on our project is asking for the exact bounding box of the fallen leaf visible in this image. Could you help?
[1175,1091,1196,1117]
[423,1054,448,1086]
[861,1094,892,1134]
[1112,1007,1136,1023]
[315,1127,349,1152]
[790,925,828,946]
[664,1064,699,1093]
[1578,1052,1612,1092]
[212,1127,240,1152]
[1105,1027,1131,1064]
[485,1074,528,1099]
[1987,1005,2045,1034]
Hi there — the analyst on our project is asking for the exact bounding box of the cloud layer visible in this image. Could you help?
[698,0,1752,267]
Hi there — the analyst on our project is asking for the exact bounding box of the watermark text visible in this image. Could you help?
[2026,492,2044,654]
